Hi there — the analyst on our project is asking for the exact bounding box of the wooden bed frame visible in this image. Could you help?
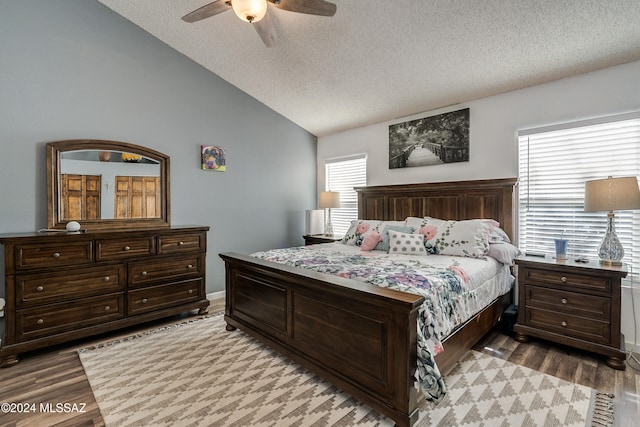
[220,178,517,427]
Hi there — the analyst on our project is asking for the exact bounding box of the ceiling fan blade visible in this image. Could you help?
[182,1,231,23]
[253,12,277,47]
[271,0,336,17]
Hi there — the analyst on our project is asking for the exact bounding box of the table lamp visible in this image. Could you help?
[584,176,640,265]
[319,191,340,236]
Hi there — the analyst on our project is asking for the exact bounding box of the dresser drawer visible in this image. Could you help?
[15,242,93,269]
[16,294,125,341]
[127,279,203,315]
[524,307,610,345]
[157,233,205,255]
[16,265,125,308]
[96,237,156,260]
[524,285,610,321]
[522,267,611,295]
[128,255,203,288]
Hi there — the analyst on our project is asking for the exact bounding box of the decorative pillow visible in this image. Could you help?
[419,218,491,257]
[341,220,405,247]
[486,223,511,243]
[388,232,427,255]
[406,216,511,243]
[375,225,415,252]
[404,216,429,230]
[487,242,521,265]
[360,230,383,251]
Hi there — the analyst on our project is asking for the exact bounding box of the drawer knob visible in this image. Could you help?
[36,318,44,325]
[178,241,184,246]
[561,298,567,304]
[561,321,567,327]
[104,305,110,311]
[124,246,131,251]
[188,289,193,294]
[142,298,148,303]
[104,276,110,282]
[142,271,148,276]
[53,252,60,258]
[187,264,193,269]
[36,285,44,292]
[560,276,567,283]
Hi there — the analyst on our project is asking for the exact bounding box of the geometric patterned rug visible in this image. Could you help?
[78,314,614,427]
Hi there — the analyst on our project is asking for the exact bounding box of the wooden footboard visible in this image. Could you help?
[221,252,425,427]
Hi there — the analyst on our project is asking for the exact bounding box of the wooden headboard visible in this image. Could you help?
[355,178,517,239]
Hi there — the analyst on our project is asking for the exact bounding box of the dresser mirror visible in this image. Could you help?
[46,139,170,231]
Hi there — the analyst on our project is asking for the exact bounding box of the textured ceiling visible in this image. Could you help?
[97,0,640,137]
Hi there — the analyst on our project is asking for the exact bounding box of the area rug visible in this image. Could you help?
[78,315,614,427]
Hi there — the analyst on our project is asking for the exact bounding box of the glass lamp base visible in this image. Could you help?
[324,209,333,236]
[597,215,624,266]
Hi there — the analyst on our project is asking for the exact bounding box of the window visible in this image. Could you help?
[325,154,367,235]
[518,112,640,276]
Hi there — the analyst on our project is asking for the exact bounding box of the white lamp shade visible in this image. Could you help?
[584,176,640,212]
[231,0,268,23]
[319,191,340,209]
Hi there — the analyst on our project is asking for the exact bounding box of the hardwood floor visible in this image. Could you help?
[1,298,638,426]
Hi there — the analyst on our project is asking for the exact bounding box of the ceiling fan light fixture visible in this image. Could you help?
[231,0,268,23]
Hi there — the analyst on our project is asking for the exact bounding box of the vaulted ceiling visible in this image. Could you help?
[98,0,640,137]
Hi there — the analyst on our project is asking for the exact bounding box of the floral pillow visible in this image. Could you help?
[405,217,492,258]
[388,232,427,255]
[405,216,511,243]
[341,220,405,248]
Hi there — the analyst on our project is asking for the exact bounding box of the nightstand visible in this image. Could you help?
[303,234,343,245]
[513,255,627,370]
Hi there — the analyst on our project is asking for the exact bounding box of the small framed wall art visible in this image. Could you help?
[201,145,226,171]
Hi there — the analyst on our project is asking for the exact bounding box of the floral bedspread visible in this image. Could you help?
[251,243,512,402]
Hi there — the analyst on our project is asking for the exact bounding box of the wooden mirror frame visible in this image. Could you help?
[46,139,170,231]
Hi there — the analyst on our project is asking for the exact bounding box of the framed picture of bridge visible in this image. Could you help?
[388,108,470,169]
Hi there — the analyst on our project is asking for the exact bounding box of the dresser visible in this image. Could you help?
[513,255,627,369]
[0,226,209,367]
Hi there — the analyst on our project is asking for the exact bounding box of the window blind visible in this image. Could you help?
[518,113,640,276]
[325,154,367,235]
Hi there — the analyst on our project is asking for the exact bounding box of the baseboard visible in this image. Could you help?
[207,291,225,304]
[626,341,640,354]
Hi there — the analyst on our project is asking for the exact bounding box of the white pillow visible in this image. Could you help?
[388,232,427,255]
[487,242,521,265]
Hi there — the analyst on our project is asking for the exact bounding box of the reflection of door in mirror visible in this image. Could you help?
[61,174,101,220]
[47,140,170,230]
[114,176,161,219]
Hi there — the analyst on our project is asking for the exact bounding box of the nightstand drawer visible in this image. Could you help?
[525,285,610,321]
[525,307,610,345]
[523,268,611,295]
[303,234,343,245]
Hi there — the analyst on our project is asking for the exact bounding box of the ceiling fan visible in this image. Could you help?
[182,0,337,47]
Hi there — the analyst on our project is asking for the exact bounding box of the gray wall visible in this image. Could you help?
[0,0,317,292]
